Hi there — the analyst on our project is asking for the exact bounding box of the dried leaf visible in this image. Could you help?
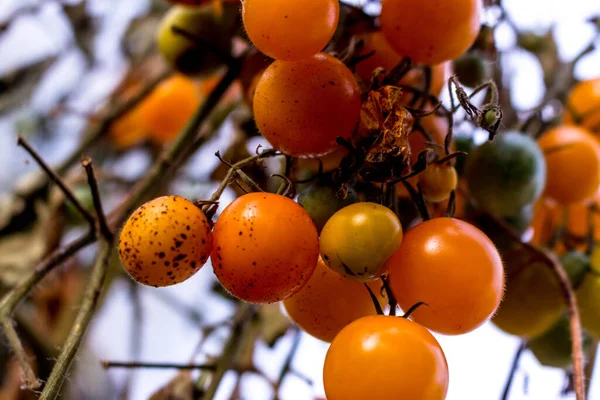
[149,371,193,400]
[356,86,413,182]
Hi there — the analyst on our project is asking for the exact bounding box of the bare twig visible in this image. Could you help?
[102,361,216,371]
[501,341,527,400]
[17,136,96,227]
[273,329,302,399]
[82,158,113,240]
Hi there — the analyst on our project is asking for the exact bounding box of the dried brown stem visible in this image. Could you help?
[82,158,113,240]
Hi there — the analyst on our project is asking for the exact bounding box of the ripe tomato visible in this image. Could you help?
[380,0,481,65]
[109,105,149,149]
[137,75,202,144]
[320,202,403,282]
[419,163,458,203]
[387,218,504,335]
[354,32,450,96]
[211,193,319,303]
[538,125,600,205]
[156,5,234,76]
[283,257,386,342]
[118,196,213,287]
[564,77,600,134]
[323,315,449,400]
[297,181,358,233]
[492,262,565,338]
[253,53,361,157]
[466,131,547,217]
[242,0,339,61]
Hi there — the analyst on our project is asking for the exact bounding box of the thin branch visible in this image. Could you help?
[102,361,216,371]
[501,341,527,400]
[40,239,115,399]
[17,136,96,227]
[273,329,302,399]
[82,158,113,240]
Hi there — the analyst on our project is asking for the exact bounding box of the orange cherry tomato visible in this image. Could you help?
[323,315,449,400]
[355,32,450,96]
[109,106,149,149]
[139,75,202,144]
[387,218,505,335]
[419,163,458,203]
[211,193,319,303]
[283,257,386,342]
[119,196,213,287]
[380,0,481,65]
[564,77,600,134]
[538,125,600,205]
[242,0,339,61]
[253,53,361,157]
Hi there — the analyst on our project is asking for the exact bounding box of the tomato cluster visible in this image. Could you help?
[113,0,600,397]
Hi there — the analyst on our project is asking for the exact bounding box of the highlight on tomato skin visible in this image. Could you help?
[323,315,449,400]
[118,196,213,287]
[210,192,320,304]
[387,217,505,335]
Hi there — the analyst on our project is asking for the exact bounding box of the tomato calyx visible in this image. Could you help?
[402,301,429,320]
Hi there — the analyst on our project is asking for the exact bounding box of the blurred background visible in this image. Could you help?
[1,0,600,399]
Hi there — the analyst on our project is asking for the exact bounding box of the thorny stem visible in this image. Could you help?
[500,341,527,400]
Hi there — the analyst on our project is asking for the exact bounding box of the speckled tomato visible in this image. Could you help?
[320,202,403,282]
[211,193,319,303]
[387,218,504,335]
[538,125,600,205]
[242,0,339,61]
[118,196,212,287]
[253,53,361,157]
[323,315,449,400]
[283,257,386,342]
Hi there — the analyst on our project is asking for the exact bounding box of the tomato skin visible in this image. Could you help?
[380,0,481,65]
[118,196,212,287]
[283,258,385,342]
[387,218,505,335]
[211,193,319,303]
[419,163,458,203]
[320,202,403,282]
[466,131,546,217]
[297,182,358,233]
[564,77,600,134]
[538,125,600,205]
[576,251,600,337]
[156,5,234,76]
[323,315,449,400]
[253,53,361,157]
[242,0,339,61]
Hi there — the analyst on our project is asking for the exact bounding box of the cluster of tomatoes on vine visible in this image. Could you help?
[109,0,600,398]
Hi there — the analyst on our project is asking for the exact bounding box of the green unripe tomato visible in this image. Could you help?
[466,131,546,217]
[560,251,590,289]
[529,314,593,369]
[503,204,534,235]
[453,51,490,88]
[576,252,600,337]
[297,182,358,233]
[320,202,403,282]
[156,5,234,76]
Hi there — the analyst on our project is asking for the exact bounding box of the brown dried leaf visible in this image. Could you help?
[357,86,413,182]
